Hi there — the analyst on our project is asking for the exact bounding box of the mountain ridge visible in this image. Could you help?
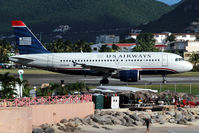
[141,0,199,33]
[0,0,173,42]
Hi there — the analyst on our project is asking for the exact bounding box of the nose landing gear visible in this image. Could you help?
[162,74,167,84]
[100,74,109,85]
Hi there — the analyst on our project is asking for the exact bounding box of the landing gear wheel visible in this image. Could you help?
[162,74,167,84]
[100,76,109,85]
[162,80,167,84]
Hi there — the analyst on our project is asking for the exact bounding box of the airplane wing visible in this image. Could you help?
[75,62,141,73]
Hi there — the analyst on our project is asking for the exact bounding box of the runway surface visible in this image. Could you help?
[11,73,199,87]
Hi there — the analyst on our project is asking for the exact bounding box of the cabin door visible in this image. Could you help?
[162,54,168,67]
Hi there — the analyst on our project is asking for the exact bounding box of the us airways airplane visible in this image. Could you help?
[9,21,193,84]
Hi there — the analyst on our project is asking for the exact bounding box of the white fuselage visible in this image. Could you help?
[10,52,193,75]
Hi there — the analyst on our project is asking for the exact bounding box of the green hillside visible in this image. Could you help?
[0,0,173,42]
[141,0,199,32]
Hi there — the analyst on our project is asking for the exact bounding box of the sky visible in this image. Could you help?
[156,0,181,5]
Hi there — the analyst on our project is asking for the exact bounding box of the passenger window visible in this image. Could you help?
[149,59,151,61]
[140,59,142,61]
[146,59,148,61]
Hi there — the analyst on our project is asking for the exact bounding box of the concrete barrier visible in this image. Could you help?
[32,102,94,126]
[0,102,94,133]
[0,107,32,133]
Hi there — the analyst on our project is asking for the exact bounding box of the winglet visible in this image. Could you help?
[11,20,26,27]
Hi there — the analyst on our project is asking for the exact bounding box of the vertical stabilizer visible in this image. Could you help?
[11,20,50,54]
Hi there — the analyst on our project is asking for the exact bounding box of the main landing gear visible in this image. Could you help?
[162,74,167,84]
[100,74,109,85]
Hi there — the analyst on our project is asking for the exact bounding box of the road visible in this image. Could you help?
[11,73,199,87]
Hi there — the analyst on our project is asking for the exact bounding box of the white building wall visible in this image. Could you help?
[154,34,168,44]
[186,41,199,52]
[175,34,196,42]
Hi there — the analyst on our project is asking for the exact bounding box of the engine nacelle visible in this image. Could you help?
[119,70,139,82]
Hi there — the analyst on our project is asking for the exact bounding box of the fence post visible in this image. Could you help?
[190,83,192,94]
[175,84,176,92]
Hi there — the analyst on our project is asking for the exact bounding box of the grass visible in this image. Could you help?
[88,84,199,95]
[1,69,199,76]
[169,72,199,77]
[0,69,57,74]
[127,84,199,95]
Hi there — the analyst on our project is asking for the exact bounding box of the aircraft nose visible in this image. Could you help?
[186,61,193,71]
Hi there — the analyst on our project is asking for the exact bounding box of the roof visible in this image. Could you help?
[130,33,199,36]
[155,45,168,48]
[106,43,136,47]
[97,86,158,93]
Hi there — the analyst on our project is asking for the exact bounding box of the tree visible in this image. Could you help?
[120,38,136,43]
[133,33,159,52]
[66,82,86,94]
[46,40,92,52]
[189,52,199,71]
[0,40,12,63]
[99,45,112,52]
[0,72,17,99]
[166,34,176,43]
[74,40,92,52]
[112,44,120,52]
[196,35,199,41]
[47,40,68,52]
[37,83,61,96]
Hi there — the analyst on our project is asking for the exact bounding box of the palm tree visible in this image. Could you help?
[0,40,12,63]
[37,83,61,96]
[189,52,199,71]
[15,78,32,97]
[0,72,17,99]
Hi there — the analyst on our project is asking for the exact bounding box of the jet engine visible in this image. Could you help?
[119,70,139,82]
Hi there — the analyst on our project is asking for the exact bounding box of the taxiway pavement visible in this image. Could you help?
[11,73,199,87]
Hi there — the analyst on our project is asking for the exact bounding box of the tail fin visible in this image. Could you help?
[11,20,50,54]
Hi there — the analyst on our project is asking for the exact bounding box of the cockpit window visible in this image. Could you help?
[175,58,184,61]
